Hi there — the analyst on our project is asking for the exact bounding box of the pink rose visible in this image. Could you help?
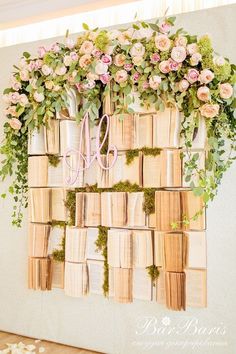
[19,70,29,81]
[168,59,181,71]
[19,94,28,106]
[42,64,52,76]
[70,52,78,61]
[9,92,20,104]
[11,78,21,91]
[175,36,187,47]
[51,43,60,53]
[65,38,75,49]
[37,46,47,58]
[95,61,108,75]
[35,59,43,70]
[92,49,102,58]
[101,54,112,65]
[115,70,128,83]
[197,86,210,102]
[142,81,149,89]
[5,106,17,117]
[155,34,171,52]
[100,73,111,84]
[149,75,162,90]
[190,53,202,66]
[79,54,91,68]
[187,43,199,55]
[132,72,140,82]
[199,69,214,84]
[199,103,219,118]
[9,118,22,130]
[178,79,189,92]
[55,65,67,76]
[80,40,94,54]
[124,63,133,71]
[114,54,126,67]
[186,69,199,83]
[159,60,171,74]
[150,53,160,63]
[171,46,186,63]
[159,21,171,33]
[219,83,233,99]
[28,61,35,72]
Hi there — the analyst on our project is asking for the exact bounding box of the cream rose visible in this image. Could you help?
[199,69,214,84]
[171,46,186,63]
[114,54,126,67]
[19,94,28,106]
[149,75,162,90]
[95,61,108,75]
[219,83,233,99]
[114,70,128,83]
[132,56,144,66]
[186,69,199,84]
[19,69,29,81]
[64,55,72,67]
[45,81,54,90]
[33,91,45,103]
[190,53,202,66]
[199,103,219,118]
[9,118,22,130]
[55,65,67,76]
[80,40,94,54]
[79,54,92,68]
[130,42,145,57]
[197,86,210,102]
[159,60,171,74]
[187,43,199,55]
[87,72,99,81]
[41,65,52,76]
[155,34,171,51]
[175,36,187,47]
[9,92,20,104]
[178,79,189,92]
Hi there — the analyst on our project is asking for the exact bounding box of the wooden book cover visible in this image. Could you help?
[133,114,153,148]
[51,188,67,221]
[155,191,182,231]
[65,227,87,263]
[181,191,205,230]
[44,119,59,154]
[28,126,46,155]
[185,269,207,307]
[28,223,51,257]
[132,230,153,268]
[164,233,184,272]
[29,188,51,223]
[113,268,133,303]
[109,114,134,150]
[28,156,48,187]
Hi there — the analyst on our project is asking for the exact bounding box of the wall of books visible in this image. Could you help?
[27,91,207,311]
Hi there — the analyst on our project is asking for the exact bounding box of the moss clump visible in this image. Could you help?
[112,180,141,193]
[51,220,66,228]
[52,236,65,262]
[94,31,109,51]
[95,226,109,296]
[213,61,231,81]
[198,35,214,69]
[48,155,61,167]
[143,188,156,215]
[126,147,161,165]
[64,190,76,226]
[146,265,159,283]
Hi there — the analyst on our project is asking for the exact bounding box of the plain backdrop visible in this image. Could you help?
[0,4,236,354]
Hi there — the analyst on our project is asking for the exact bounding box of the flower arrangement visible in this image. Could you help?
[1,17,236,226]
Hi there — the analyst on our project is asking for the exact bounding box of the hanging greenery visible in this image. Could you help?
[0,16,235,226]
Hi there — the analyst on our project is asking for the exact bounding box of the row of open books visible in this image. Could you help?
[29,224,206,270]
[28,258,206,309]
[28,188,205,230]
[28,150,205,189]
[28,109,206,156]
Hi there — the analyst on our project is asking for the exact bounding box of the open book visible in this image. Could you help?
[28,223,50,258]
[153,107,181,148]
[165,271,186,311]
[28,257,52,291]
[101,192,127,227]
[44,119,60,154]
[185,231,207,269]
[127,192,146,227]
[109,153,142,187]
[28,156,64,187]
[64,262,88,297]
[133,114,153,148]
[63,154,84,188]
[65,227,87,263]
[75,192,101,227]
[132,230,153,268]
[86,228,104,261]
[109,114,134,150]
[29,188,51,223]
[47,226,65,256]
[109,267,133,303]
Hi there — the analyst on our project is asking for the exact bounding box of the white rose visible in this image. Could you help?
[130,42,145,57]
[55,65,67,76]
[64,55,72,67]
[42,65,52,76]
[33,92,45,102]
[95,61,108,75]
[149,75,162,90]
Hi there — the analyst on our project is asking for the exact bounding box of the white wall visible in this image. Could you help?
[0,5,236,354]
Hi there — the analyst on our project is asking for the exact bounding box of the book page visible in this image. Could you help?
[47,226,64,255]
[143,155,161,188]
[28,156,48,187]
[29,188,51,223]
[87,260,104,295]
[185,269,207,307]
[109,114,134,150]
[48,159,64,187]
[134,114,153,148]
[60,120,82,156]
[45,119,60,154]
[52,261,64,289]
[127,192,146,227]
[185,231,207,269]
[133,230,153,268]
[133,268,152,301]
[28,127,46,155]
[65,227,87,263]
[28,223,50,257]
[51,188,67,221]
[86,228,103,261]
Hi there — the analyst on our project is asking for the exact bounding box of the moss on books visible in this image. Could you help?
[95,226,109,296]
[52,236,65,262]
[146,265,159,283]
[48,155,61,167]
[126,147,161,165]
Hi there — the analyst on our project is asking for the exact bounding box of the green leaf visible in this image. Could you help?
[82,23,89,31]
[23,51,31,59]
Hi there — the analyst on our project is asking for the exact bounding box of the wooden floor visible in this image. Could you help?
[0,332,101,354]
